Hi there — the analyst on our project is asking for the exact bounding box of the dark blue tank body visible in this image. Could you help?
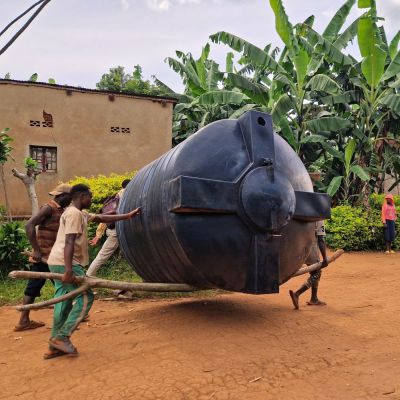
[117,111,330,294]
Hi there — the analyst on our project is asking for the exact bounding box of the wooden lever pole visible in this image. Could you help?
[293,249,344,277]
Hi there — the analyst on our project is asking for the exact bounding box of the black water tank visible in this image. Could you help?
[117,111,330,294]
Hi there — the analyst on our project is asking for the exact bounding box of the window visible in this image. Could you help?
[30,146,57,172]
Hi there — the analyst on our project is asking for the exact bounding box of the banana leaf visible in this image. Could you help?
[271,94,295,124]
[304,116,352,132]
[227,73,270,106]
[306,74,341,94]
[197,90,247,105]
[344,138,357,175]
[320,90,360,105]
[323,0,356,42]
[381,49,400,82]
[379,94,400,115]
[327,176,343,196]
[277,117,299,150]
[210,32,284,73]
[333,17,361,50]
[269,0,298,53]
[229,104,260,119]
[389,31,400,60]
[358,16,386,88]
[304,26,354,66]
[350,164,370,181]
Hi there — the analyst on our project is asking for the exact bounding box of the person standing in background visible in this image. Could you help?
[382,194,397,254]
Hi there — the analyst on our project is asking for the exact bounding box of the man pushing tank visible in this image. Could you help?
[289,220,328,309]
[289,172,329,310]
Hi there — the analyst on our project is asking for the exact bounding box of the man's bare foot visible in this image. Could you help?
[306,300,327,306]
[289,290,299,310]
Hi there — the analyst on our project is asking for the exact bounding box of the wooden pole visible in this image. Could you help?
[292,249,344,277]
[8,270,202,292]
[10,249,343,311]
[15,284,91,311]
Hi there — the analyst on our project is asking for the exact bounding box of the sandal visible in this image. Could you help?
[14,320,45,332]
[306,300,327,306]
[49,337,78,355]
[43,348,67,360]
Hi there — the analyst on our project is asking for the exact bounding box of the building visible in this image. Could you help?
[0,79,176,216]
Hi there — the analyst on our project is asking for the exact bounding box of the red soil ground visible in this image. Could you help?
[1,252,399,400]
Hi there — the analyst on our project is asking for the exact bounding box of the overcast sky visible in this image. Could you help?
[0,0,399,92]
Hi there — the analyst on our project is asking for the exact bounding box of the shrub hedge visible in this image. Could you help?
[0,221,29,278]
[68,171,137,213]
[325,202,399,251]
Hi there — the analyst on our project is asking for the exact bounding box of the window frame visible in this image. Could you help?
[29,145,58,173]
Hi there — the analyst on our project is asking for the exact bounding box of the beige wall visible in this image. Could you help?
[0,81,174,215]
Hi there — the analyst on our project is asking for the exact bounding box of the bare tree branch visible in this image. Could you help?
[0,0,51,57]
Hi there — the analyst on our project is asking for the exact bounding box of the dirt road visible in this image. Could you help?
[1,252,399,400]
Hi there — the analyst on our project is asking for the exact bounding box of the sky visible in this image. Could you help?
[0,0,399,92]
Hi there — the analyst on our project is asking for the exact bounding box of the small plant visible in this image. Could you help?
[0,221,29,278]
[23,156,39,171]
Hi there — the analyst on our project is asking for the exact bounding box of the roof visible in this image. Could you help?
[0,78,178,103]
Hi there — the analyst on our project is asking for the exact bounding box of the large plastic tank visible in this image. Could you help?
[117,111,330,294]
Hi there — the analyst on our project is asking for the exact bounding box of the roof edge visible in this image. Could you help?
[0,79,178,103]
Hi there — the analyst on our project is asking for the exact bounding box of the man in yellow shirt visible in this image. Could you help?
[45,184,140,358]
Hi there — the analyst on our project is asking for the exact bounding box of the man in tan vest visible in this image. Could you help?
[14,184,72,331]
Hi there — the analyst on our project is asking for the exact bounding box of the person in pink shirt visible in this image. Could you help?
[381,194,397,254]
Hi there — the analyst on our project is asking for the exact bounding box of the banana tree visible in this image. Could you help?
[325,138,370,200]
[210,0,358,162]
[320,0,400,198]
[165,44,250,144]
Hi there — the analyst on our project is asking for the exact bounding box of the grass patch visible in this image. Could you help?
[0,256,219,306]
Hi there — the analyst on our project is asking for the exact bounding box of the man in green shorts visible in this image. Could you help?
[45,183,140,359]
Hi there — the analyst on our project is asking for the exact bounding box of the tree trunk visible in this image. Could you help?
[12,168,39,215]
[0,164,12,221]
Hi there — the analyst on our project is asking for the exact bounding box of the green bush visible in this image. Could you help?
[325,206,372,250]
[0,204,6,222]
[326,205,399,251]
[369,193,400,209]
[69,171,136,213]
[0,222,29,278]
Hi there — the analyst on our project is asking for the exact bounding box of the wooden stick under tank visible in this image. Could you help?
[9,249,343,311]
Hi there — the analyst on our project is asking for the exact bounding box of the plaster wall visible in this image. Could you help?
[0,82,173,215]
